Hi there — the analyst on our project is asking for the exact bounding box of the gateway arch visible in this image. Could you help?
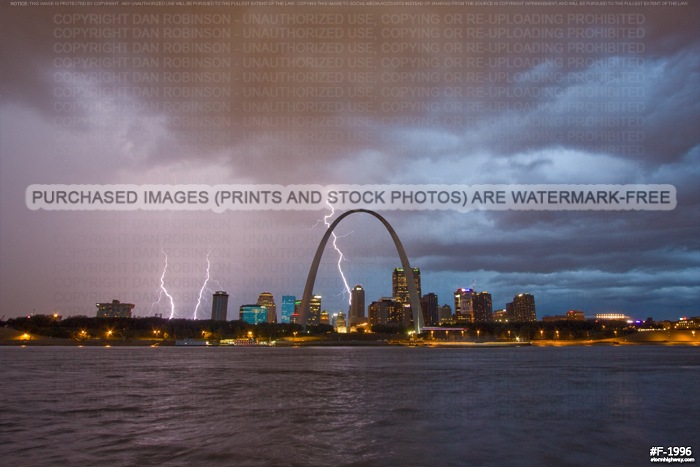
[299,209,425,334]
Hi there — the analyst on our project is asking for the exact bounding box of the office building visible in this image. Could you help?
[368,297,403,325]
[454,288,474,323]
[96,299,134,318]
[239,305,267,325]
[493,309,509,322]
[280,295,296,324]
[421,293,439,326]
[290,299,301,324]
[472,291,493,322]
[439,304,453,324]
[508,293,537,322]
[392,267,421,310]
[349,285,366,325]
[211,291,229,321]
[308,294,322,326]
[257,291,276,323]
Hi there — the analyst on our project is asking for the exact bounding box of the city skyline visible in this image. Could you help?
[1,3,698,322]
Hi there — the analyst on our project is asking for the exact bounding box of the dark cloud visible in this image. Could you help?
[1,3,698,320]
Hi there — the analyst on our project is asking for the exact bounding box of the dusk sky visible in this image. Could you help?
[0,1,698,322]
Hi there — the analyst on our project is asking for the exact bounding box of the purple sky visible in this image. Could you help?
[1,2,698,321]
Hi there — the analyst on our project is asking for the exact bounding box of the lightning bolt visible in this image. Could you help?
[193,250,212,320]
[322,202,353,306]
[152,248,176,319]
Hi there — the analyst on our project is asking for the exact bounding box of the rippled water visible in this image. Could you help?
[1,345,698,466]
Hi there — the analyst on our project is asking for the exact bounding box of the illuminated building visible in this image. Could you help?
[472,291,493,322]
[493,309,509,322]
[675,317,700,329]
[349,285,365,325]
[239,305,267,324]
[454,288,474,323]
[257,291,277,323]
[595,313,629,321]
[280,295,296,324]
[567,310,585,320]
[211,291,229,321]
[96,299,134,318]
[368,298,402,325]
[439,304,453,325]
[508,293,537,322]
[421,293,439,326]
[290,299,301,324]
[540,311,587,322]
[307,294,322,326]
[393,268,421,319]
[334,312,347,333]
[320,310,330,325]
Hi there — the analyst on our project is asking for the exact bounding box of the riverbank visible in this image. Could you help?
[2,327,698,347]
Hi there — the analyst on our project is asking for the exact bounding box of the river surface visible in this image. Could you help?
[1,345,698,466]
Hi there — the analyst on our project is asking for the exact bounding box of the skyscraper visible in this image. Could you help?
[290,299,301,324]
[392,268,421,306]
[211,291,229,321]
[472,291,493,322]
[308,294,322,326]
[281,295,296,324]
[421,293,439,326]
[454,288,474,323]
[349,284,365,325]
[257,291,276,323]
[509,293,536,322]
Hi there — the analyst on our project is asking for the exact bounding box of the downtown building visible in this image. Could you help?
[239,304,267,325]
[349,285,366,326]
[472,291,493,322]
[421,293,439,326]
[439,304,453,325]
[454,289,493,323]
[392,267,421,325]
[507,293,537,322]
[307,294,322,326]
[280,295,296,324]
[368,297,404,326]
[96,299,134,318]
[257,291,277,323]
[454,288,474,323]
[211,291,229,321]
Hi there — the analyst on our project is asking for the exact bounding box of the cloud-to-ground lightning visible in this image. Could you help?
[322,202,353,306]
[192,250,212,320]
[152,248,176,319]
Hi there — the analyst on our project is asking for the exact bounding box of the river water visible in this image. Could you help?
[1,345,698,466]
